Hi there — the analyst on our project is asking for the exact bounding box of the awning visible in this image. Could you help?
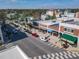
[47,29,53,33]
[61,33,77,44]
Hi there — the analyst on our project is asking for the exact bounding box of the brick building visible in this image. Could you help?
[75,12,79,18]
[59,20,79,47]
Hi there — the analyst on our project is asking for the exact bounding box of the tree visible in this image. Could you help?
[45,15,56,20]
[0,11,7,24]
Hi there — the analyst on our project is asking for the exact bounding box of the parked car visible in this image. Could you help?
[26,30,32,34]
[32,32,39,37]
[12,29,18,34]
[39,36,46,41]
[39,36,50,42]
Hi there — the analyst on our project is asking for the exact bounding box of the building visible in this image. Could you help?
[41,14,47,20]
[75,12,79,18]
[7,13,16,19]
[0,46,29,59]
[32,20,60,36]
[46,10,53,16]
[57,17,75,22]
[59,20,79,47]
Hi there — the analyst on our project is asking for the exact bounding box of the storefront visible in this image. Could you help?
[47,29,53,33]
[60,33,78,44]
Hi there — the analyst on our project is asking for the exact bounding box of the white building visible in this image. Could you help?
[66,13,75,18]
[41,14,47,20]
[0,46,29,59]
[46,10,54,16]
[7,13,16,19]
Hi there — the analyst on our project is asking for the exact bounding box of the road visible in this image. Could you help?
[1,24,27,43]
[1,24,79,59]
[5,32,79,59]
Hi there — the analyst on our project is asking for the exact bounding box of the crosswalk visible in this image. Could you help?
[46,42,60,49]
[30,51,79,59]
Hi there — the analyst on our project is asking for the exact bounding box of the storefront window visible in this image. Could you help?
[64,28,67,31]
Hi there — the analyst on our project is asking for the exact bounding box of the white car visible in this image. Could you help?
[39,36,47,41]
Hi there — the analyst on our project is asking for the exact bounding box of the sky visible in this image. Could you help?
[0,0,79,9]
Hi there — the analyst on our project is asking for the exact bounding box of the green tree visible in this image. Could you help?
[0,11,7,24]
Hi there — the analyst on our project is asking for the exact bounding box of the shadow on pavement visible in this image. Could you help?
[1,24,28,44]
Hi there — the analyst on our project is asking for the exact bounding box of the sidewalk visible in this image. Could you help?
[48,35,63,48]
[31,28,63,48]
[66,46,79,52]
[24,26,79,52]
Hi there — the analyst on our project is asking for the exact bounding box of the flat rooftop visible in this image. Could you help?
[64,20,79,26]
[35,20,59,26]
[0,46,29,59]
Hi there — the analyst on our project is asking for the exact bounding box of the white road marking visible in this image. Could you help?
[51,58,54,59]
[38,56,42,59]
[72,54,77,57]
[51,53,55,57]
[60,56,65,59]
[33,57,37,59]
[64,55,68,59]
[68,54,73,58]
[55,53,59,56]
[63,51,67,55]
[43,54,47,58]
[75,53,79,56]
[55,56,59,59]
[67,51,71,54]
[47,54,51,58]
[59,52,63,55]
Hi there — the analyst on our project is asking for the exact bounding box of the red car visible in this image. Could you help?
[32,32,39,37]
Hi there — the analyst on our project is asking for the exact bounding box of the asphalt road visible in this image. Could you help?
[5,32,65,57]
[17,34,65,57]
[1,24,28,44]
[5,32,79,59]
[1,24,79,59]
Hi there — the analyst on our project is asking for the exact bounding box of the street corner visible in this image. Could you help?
[66,47,79,52]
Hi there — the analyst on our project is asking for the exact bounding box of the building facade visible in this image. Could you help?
[59,21,79,47]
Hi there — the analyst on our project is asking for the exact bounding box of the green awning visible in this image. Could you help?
[61,34,77,44]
